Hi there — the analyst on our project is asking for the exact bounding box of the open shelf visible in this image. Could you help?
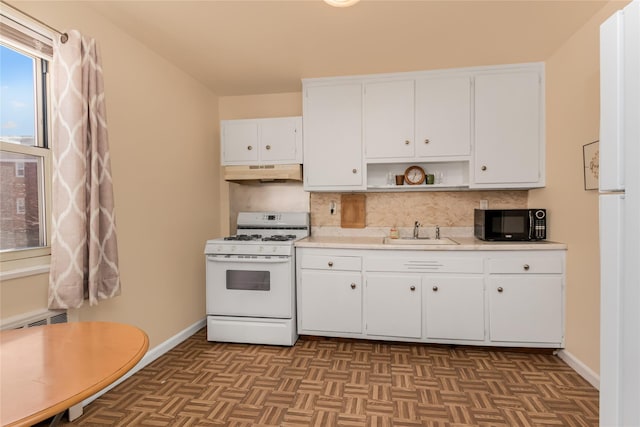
[367,161,469,191]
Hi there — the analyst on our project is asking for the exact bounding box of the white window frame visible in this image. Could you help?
[0,5,53,273]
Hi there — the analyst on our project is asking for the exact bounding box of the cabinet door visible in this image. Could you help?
[365,273,421,338]
[260,117,302,164]
[299,270,362,333]
[474,71,542,186]
[423,276,484,341]
[415,76,471,158]
[221,120,259,164]
[364,80,414,160]
[488,276,563,343]
[303,83,364,190]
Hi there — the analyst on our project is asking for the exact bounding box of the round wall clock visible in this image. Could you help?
[404,165,426,185]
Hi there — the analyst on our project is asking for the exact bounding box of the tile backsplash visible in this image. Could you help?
[311,191,528,228]
[228,182,528,232]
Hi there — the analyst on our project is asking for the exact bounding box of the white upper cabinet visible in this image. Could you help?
[364,80,415,160]
[415,76,471,159]
[302,62,545,191]
[472,67,544,188]
[303,82,365,191]
[364,76,471,162]
[221,116,302,166]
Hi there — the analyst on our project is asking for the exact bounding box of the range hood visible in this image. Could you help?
[223,164,302,184]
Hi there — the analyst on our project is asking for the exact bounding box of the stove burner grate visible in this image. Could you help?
[262,234,297,242]
[224,234,262,241]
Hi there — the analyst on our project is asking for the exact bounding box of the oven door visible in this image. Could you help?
[206,254,293,318]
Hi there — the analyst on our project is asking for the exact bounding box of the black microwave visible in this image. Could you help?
[474,209,547,241]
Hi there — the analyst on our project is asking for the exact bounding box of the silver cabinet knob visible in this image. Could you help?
[352,168,358,174]
[247,145,253,151]
[405,140,411,145]
[432,286,438,291]
[351,283,356,289]
[523,264,530,271]
[328,261,334,267]
[497,287,504,293]
[410,285,416,291]
[481,165,487,171]
[265,145,271,150]
[424,139,430,144]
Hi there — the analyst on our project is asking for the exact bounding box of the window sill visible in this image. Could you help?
[0,257,51,281]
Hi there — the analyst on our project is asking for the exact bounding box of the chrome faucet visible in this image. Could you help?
[435,225,440,240]
[413,221,420,239]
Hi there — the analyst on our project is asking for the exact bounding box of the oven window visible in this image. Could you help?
[226,270,270,291]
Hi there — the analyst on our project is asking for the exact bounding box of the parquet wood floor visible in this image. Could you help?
[57,328,598,426]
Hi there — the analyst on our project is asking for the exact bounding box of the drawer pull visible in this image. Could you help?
[481,165,487,171]
[405,140,411,145]
[328,261,334,267]
[265,145,271,150]
[432,286,438,291]
[424,139,430,144]
[497,287,504,293]
[247,145,253,151]
[410,285,416,291]
[350,283,356,289]
[352,168,358,174]
[523,264,530,271]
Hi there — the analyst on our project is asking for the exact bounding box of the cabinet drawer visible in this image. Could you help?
[488,256,563,274]
[301,255,362,271]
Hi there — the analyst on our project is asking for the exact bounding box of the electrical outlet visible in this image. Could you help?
[480,200,488,209]
[330,201,337,215]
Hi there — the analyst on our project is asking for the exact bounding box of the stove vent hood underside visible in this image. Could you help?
[223,164,302,184]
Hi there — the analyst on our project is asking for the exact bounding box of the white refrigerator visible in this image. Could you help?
[599,0,640,426]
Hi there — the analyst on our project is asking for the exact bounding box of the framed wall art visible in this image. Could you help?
[583,140,599,190]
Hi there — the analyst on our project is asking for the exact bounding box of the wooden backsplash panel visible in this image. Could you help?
[341,194,366,228]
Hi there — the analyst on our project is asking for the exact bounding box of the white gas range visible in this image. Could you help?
[204,212,309,346]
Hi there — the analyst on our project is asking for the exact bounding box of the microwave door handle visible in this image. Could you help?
[528,211,534,240]
[207,255,290,264]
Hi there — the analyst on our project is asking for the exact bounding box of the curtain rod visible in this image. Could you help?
[0,0,68,43]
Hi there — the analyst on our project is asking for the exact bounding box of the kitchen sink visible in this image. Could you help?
[383,237,459,245]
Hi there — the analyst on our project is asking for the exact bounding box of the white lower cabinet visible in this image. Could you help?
[488,276,563,344]
[423,276,485,341]
[296,247,565,348]
[298,269,362,334]
[365,273,422,338]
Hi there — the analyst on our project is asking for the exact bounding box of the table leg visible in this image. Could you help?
[48,411,65,427]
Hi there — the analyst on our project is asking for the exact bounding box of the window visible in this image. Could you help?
[0,6,52,266]
[15,162,25,177]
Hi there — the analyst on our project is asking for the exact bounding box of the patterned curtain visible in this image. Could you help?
[48,30,121,309]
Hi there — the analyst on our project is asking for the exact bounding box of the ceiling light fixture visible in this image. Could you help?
[323,0,360,7]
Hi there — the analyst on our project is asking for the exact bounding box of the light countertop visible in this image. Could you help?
[295,235,567,251]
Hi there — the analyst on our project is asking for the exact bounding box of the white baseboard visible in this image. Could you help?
[73,318,206,417]
[558,349,600,390]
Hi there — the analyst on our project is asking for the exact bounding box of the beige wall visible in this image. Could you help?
[530,0,630,374]
[0,2,221,348]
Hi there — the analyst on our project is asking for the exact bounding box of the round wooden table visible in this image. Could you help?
[0,321,148,427]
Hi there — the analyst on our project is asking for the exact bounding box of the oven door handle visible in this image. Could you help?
[207,255,290,264]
